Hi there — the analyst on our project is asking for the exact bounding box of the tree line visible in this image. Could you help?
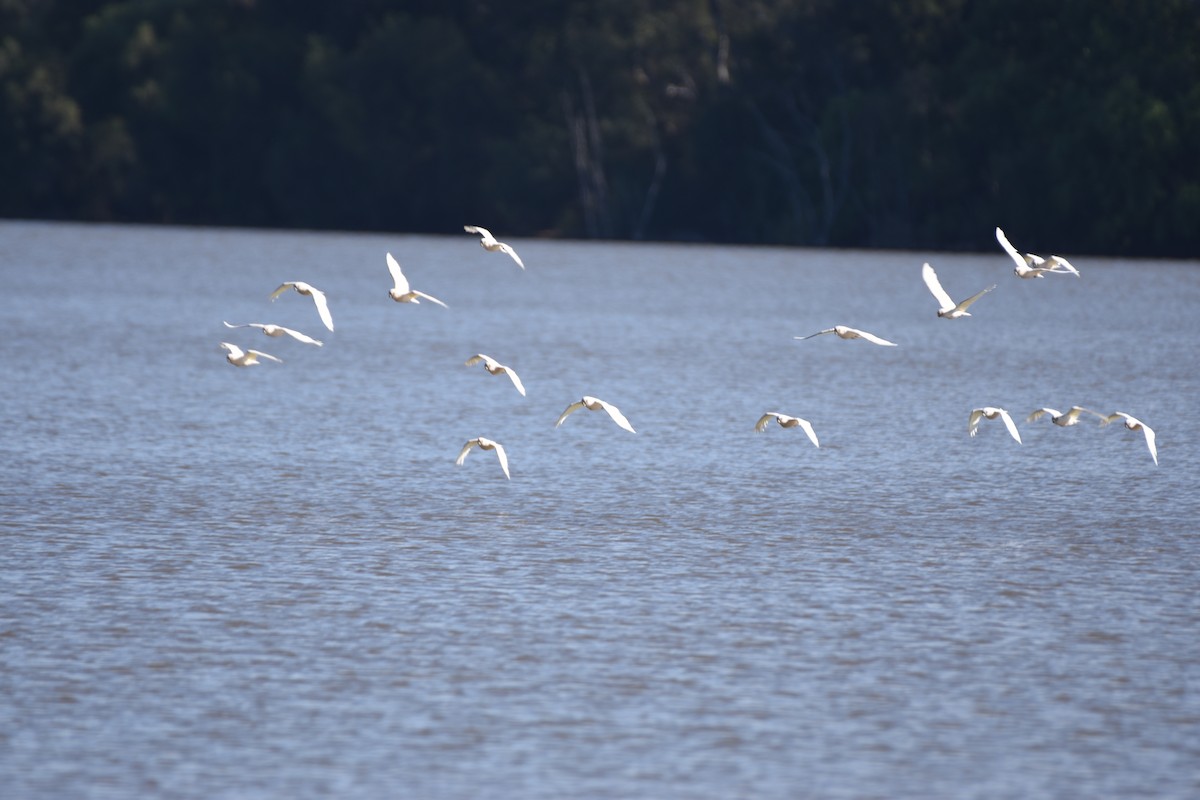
[2,0,1198,257]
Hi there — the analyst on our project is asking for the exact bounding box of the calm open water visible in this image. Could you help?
[1,220,1198,798]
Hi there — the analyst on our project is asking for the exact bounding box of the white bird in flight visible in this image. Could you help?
[223,321,323,346]
[455,437,511,479]
[1100,412,1158,465]
[464,225,525,270]
[755,412,820,447]
[995,227,1080,278]
[386,253,448,307]
[922,262,996,319]
[795,325,897,346]
[556,395,636,433]
[968,407,1022,443]
[1026,406,1105,427]
[269,281,334,332]
[464,354,526,396]
[220,341,282,367]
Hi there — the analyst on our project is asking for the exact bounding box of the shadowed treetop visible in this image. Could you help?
[1,0,1197,257]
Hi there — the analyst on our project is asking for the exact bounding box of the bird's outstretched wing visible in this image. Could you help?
[756,412,796,432]
[464,354,489,367]
[498,243,525,270]
[968,408,985,437]
[268,282,295,301]
[386,253,410,294]
[997,409,1022,443]
[555,400,586,427]
[595,399,636,433]
[794,417,820,447]
[247,349,283,364]
[308,289,334,331]
[922,263,955,312]
[1045,256,1080,276]
[501,366,526,396]
[955,284,996,314]
[844,327,897,346]
[795,329,835,341]
[277,326,323,346]
[1141,424,1158,465]
[1026,408,1057,423]
[455,439,478,466]
[1103,412,1158,465]
[464,225,495,244]
[413,290,448,308]
[1066,406,1104,424]
[995,227,1027,271]
[489,440,511,479]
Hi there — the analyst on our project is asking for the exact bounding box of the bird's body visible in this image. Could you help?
[464,225,525,270]
[922,262,996,318]
[1101,412,1158,465]
[223,321,323,346]
[220,342,282,367]
[269,281,334,332]
[455,437,510,479]
[464,354,526,396]
[386,253,447,307]
[996,227,1080,278]
[755,412,820,447]
[795,325,897,346]
[968,407,1022,443]
[1026,406,1104,427]
[556,395,636,433]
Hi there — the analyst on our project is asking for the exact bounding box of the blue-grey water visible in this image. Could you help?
[2,220,1198,798]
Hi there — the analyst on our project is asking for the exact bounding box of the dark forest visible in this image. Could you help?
[3,0,1198,256]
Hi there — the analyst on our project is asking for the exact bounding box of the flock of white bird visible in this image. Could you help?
[219,224,1159,476]
[785,228,1156,465]
[221,226,543,479]
[955,230,1153,465]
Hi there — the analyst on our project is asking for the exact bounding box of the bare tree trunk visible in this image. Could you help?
[562,69,612,239]
[746,60,854,246]
[633,107,667,241]
[707,0,732,85]
[780,88,851,245]
[747,98,817,240]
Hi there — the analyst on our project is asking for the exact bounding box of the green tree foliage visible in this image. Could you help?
[1,0,1197,256]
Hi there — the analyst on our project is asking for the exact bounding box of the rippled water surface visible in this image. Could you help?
[2,221,1199,798]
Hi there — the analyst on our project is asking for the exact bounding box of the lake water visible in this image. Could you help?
[1,220,1198,798]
